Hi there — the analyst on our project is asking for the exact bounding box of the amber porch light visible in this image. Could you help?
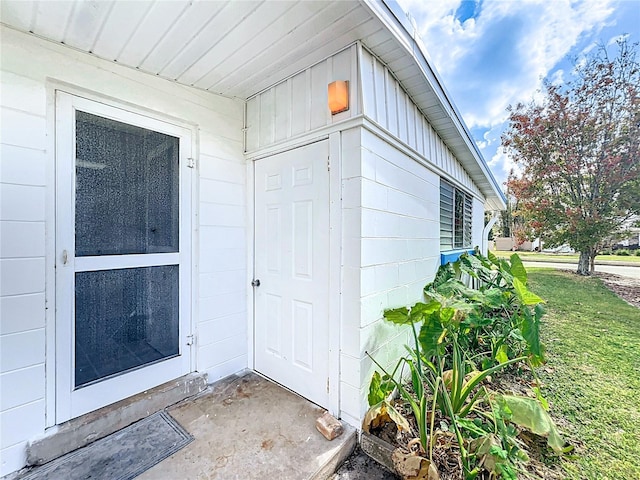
[328,80,349,114]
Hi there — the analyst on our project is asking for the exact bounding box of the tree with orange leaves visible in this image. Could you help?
[503,39,640,275]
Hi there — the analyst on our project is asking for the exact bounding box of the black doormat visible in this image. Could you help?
[19,411,193,480]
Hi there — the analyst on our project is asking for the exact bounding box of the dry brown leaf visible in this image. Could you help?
[362,402,392,433]
[392,448,441,480]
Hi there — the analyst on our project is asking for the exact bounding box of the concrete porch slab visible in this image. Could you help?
[137,371,356,480]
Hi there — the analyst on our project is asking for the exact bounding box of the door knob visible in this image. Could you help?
[251,279,261,287]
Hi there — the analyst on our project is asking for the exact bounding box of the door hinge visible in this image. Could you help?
[187,157,196,169]
[326,377,330,394]
[327,155,330,172]
[186,334,196,346]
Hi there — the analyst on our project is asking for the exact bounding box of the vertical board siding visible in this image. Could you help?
[245,45,359,152]
[359,49,482,198]
[0,27,247,476]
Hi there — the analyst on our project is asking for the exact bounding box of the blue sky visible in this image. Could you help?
[397,0,640,190]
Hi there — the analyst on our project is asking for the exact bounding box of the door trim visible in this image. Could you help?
[327,132,342,416]
[52,90,197,424]
[251,136,341,416]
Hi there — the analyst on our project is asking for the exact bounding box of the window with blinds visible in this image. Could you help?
[440,179,473,250]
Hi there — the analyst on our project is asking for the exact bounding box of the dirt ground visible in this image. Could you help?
[332,447,399,479]
[594,272,640,308]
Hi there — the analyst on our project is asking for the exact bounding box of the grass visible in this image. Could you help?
[491,250,640,264]
[527,268,640,479]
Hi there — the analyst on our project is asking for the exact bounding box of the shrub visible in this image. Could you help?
[366,253,563,479]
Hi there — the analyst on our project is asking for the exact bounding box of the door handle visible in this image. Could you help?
[62,250,69,265]
[251,279,261,287]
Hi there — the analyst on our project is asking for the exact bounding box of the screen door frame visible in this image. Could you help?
[55,92,194,423]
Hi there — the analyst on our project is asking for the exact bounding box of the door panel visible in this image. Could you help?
[55,92,193,422]
[254,141,330,408]
[74,265,179,387]
[74,111,180,256]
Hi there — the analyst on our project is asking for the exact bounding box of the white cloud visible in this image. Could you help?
[607,33,629,45]
[488,149,521,188]
[397,0,618,186]
[549,69,565,86]
[399,0,616,129]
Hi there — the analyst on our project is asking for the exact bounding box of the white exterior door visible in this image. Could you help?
[55,92,193,422]
[254,141,330,408]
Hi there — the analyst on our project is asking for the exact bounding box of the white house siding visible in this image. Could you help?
[243,44,487,428]
[0,27,246,476]
[359,47,482,199]
[245,44,359,153]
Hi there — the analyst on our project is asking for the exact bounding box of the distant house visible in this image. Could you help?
[0,1,505,475]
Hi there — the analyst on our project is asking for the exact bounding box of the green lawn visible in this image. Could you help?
[528,269,640,479]
[491,250,640,264]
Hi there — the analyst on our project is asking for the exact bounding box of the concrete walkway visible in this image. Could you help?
[138,371,356,480]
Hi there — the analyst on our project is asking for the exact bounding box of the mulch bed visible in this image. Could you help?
[593,272,640,309]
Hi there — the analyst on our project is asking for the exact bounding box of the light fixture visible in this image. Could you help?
[328,80,349,114]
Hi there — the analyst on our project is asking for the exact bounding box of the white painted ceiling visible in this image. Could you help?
[0,0,384,99]
[0,0,505,208]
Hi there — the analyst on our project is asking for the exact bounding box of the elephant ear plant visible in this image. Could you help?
[364,253,566,480]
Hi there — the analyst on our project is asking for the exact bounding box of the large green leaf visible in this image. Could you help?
[428,263,456,290]
[368,371,383,406]
[513,277,545,305]
[384,307,410,324]
[367,371,394,406]
[497,259,514,284]
[487,250,500,266]
[509,253,527,285]
[521,305,546,366]
[439,307,456,326]
[418,312,445,357]
[480,288,506,308]
[412,300,442,318]
[496,394,565,452]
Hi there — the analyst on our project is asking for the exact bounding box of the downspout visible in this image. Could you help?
[482,211,500,255]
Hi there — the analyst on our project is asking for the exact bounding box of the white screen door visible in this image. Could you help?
[254,140,330,408]
[55,92,193,422]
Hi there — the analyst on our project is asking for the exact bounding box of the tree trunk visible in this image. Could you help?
[577,250,592,275]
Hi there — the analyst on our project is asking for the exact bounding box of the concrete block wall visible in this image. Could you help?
[338,126,442,427]
[339,127,364,427]
[0,27,247,476]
